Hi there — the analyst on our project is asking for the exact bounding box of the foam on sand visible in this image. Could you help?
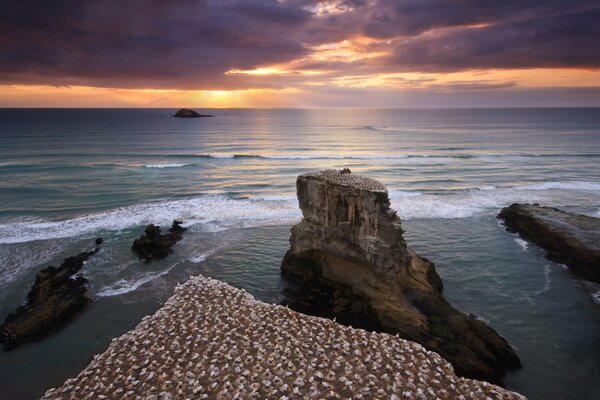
[42,275,525,399]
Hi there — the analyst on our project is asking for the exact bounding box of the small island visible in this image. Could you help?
[172,108,214,118]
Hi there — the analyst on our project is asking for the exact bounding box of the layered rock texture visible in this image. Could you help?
[499,203,600,283]
[42,275,525,399]
[0,241,101,350]
[281,170,520,384]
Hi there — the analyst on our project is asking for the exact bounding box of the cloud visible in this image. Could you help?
[0,0,598,91]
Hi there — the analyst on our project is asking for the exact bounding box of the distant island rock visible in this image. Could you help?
[0,240,102,350]
[499,203,600,283]
[280,169,521,384]
[172,108,214,118]
[131,220,187,262]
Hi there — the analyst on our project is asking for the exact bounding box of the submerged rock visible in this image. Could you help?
[499,203,600,283]
[172,108,214,118]
[131,220,187,262]
[281,169,521,384]
[0,240,102,350]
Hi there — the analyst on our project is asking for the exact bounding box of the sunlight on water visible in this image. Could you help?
[0,108,599,399]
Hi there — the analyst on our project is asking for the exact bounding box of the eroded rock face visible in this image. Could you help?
[0,241,101,350]
[131,220,187,262]
[499,203,600,283]
[281,170,521,384]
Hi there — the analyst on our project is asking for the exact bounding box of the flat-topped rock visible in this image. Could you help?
[499,203,600,283]
[282,170,521,384]
[302,169,387,192]
[42,275,525,400]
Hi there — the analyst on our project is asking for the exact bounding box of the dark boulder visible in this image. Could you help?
[499,203,600,283]
[172,109,214,118]
[0,240,102,350]
[131,220,187,262]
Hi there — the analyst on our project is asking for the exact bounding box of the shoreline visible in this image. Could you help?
[42,275,525,399]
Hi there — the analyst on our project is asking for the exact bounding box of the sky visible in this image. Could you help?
[1,0,599,108]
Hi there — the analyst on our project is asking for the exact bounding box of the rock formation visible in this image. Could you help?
[0,240,102,350]
[172,108,214,118]
[131,220,187,262]
[499,203,600,283]
[41,275,525,400]
[281,170,521,384]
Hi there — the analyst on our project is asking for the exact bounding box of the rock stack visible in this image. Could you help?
[281,170,521,384]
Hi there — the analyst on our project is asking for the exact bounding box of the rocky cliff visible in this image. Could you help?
[499,203,600,283]
[281,170,521,384]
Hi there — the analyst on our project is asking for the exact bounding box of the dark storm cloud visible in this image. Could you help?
[0,0,598,89]
[0,0,310,89]
[385,7,600,71]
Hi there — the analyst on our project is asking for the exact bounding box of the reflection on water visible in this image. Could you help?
[0,108,599,399]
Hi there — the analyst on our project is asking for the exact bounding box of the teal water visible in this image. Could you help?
[0,108,599,399]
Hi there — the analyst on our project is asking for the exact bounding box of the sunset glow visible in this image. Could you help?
[1,1,598,107]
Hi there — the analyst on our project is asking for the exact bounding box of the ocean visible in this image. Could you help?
[0,108,599,399]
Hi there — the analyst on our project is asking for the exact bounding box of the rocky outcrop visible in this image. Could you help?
[172,108,214,118]
[0,240,102,350]
[499,203,600,283]
[281,170,521,385]
[131,220,186,262]
[42,275,526,400]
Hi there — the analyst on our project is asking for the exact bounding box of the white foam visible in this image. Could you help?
[257,154,409,160]
[95,267,173,297]
[388,190,423,198]
[517,181,600,191]
[478,185,497,191]
[144,163,189,168]
[514,238,529,251]
[537,265,552,294]
[189,247,221,263]
[592,290,600,305]
[254,194,298,201]
[0,195,301,244]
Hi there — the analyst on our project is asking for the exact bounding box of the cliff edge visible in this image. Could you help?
[281,170,521,384]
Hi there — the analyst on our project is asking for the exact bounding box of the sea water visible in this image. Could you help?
[0,108,599,399]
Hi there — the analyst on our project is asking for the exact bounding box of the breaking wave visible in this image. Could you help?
[1,180,598,244]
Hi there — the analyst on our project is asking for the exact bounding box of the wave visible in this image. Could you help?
[516,181,600,191]
[1,179,598,244]
[95,267,174,297]
[536,265,552,295]
[0,195,301,244]
[144,163,190,168]
[514,238,529,251]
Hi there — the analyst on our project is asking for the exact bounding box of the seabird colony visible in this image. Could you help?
[42,275,524,399]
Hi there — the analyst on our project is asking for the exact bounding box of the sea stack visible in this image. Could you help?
[499,203,600,283]
[281,169,521,384]
[172,108,214,118]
